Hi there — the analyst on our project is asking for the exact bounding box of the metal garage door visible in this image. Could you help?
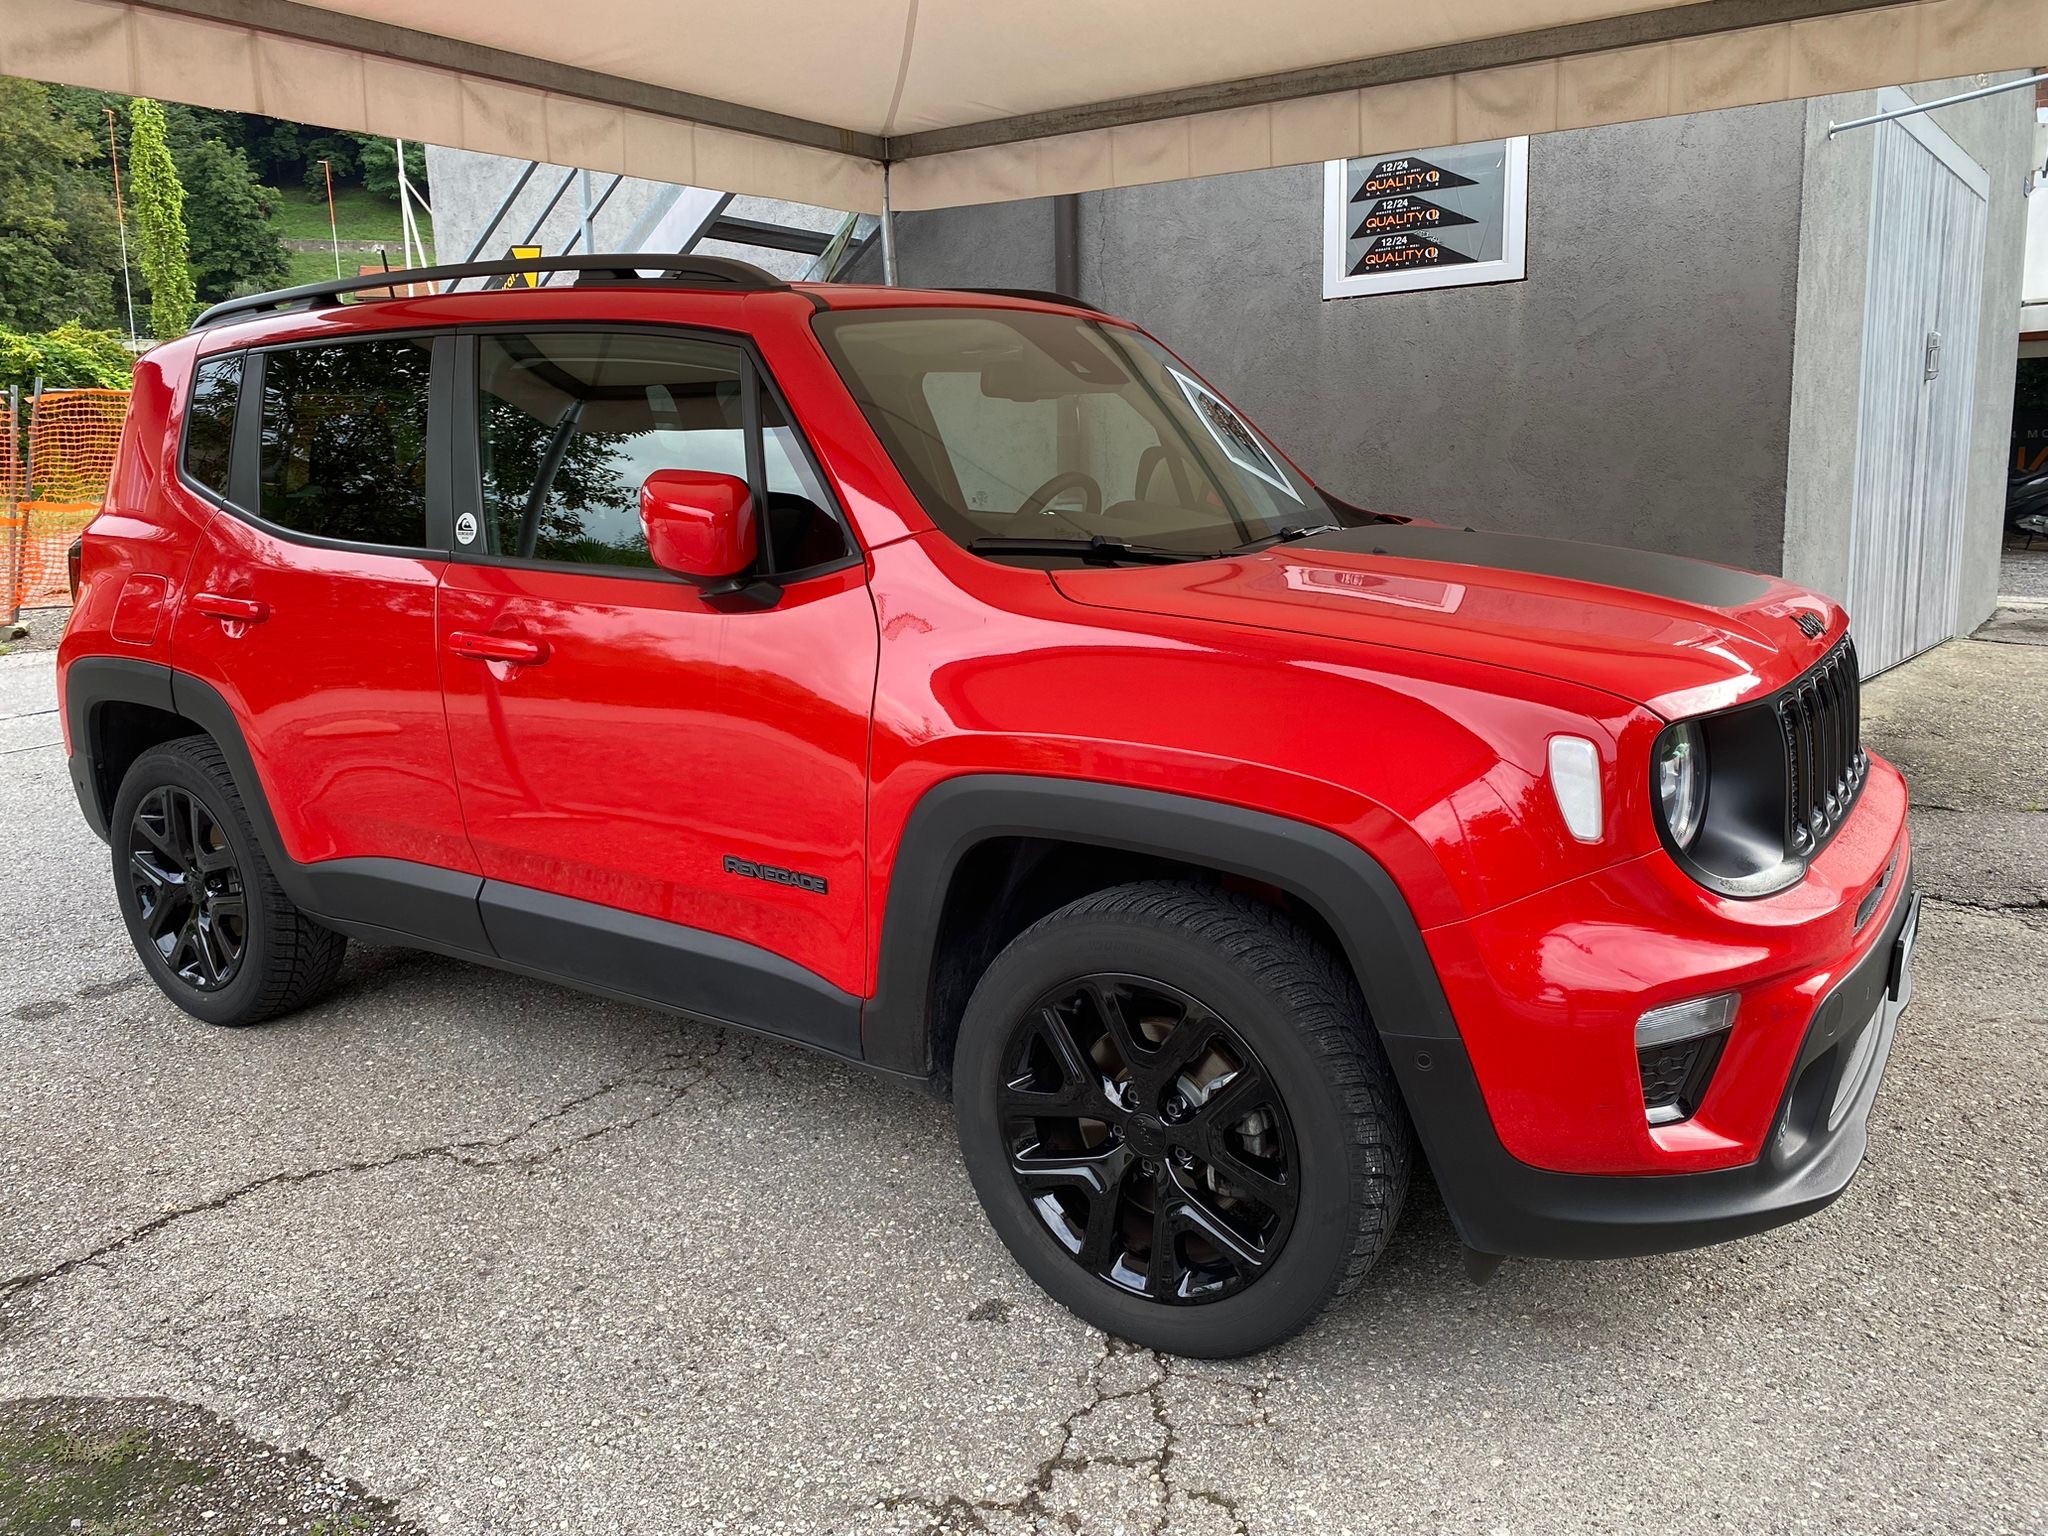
[1846,89,1991,677]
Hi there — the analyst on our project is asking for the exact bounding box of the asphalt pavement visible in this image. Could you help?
[1,611,2043,1535]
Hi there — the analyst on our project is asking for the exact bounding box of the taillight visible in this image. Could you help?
[67,536,83,603]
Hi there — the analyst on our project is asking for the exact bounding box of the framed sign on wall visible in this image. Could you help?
[1322,138,1529,299]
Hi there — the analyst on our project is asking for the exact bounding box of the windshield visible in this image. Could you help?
[814,307,1380,559]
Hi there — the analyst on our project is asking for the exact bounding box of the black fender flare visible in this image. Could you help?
[63,656,492,951]
[63,655,178,841]
[858,774,1464,1079]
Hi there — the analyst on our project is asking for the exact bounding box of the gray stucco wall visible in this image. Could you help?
[1781,76,2032,629]
[856,105,1809,574]
[850,197,1060,292]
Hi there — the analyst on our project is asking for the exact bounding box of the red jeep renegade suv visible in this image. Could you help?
[58,254,1919,1357]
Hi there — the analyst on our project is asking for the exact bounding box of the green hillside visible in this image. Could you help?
[274,184,434,287]
[273,183,431,244]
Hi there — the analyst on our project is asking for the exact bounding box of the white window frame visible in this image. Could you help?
[1322,138,1530,300]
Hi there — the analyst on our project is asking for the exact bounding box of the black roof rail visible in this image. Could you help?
[191,253,788,330]
[948,286,1104,313]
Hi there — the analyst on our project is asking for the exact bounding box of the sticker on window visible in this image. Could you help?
[1168,369,1302,503]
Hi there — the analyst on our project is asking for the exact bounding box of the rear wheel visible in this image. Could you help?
[111,737,347,1026]
[954,881,1410,1357]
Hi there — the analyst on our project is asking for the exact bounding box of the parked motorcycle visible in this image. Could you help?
[2009,468,2048,544]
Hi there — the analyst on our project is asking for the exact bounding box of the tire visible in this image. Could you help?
[954,880,1411,1357]
[109,735,348,1027]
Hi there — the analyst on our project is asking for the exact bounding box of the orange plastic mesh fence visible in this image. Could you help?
[1,402,18,500]
[27,389,128,503]
[3,502,98,610]
[4,388,130,614]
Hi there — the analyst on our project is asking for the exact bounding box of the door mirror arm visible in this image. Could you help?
[700,575,784,610]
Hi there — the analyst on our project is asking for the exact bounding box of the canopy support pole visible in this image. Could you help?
[1828,71,2047,137]
[1053,194,1079,297]
[881,163,899,286]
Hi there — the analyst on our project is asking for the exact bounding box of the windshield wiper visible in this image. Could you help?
[1237,523,1346,552]
[967,535,1212,566]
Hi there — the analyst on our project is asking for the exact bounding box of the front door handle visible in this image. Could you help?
[192,592,269,624]
[448,631,550,666]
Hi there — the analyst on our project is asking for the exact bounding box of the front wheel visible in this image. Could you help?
[954,882,1411,1357]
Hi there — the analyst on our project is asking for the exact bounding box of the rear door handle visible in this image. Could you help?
[448,631,550,666]
[192,592,269,624]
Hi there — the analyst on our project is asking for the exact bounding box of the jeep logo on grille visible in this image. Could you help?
[1795,612,1826,639]
[723,854,828,895]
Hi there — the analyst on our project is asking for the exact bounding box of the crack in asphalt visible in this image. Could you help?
[1923,893,2048,919]
[876,1337,1256,1533]
[0,1038,734,1332]
[1911,800,2047,815]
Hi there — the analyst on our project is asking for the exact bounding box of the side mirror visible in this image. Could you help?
[640,469,757,581]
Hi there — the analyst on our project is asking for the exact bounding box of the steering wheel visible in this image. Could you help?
[1135,444,1197,506]
[1016,471,1103,526]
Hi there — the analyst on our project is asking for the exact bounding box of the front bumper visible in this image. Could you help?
[1387,877,1919,1260]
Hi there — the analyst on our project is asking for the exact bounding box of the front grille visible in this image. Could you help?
[1778,637,1865,859]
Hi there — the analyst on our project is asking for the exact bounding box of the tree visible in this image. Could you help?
[56,93,292,308]
[129,97,196,336]
[355,136,429,203]
[176,134,290,302]
[0,78,121,332]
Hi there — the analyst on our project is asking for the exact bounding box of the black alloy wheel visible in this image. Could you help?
[956,881,1412,1357]
[111,736,347,1026]
[999,973,1300,1304]
[126,784,249,992]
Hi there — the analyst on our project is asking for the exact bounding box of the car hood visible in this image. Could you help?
[1050,524,1843,719]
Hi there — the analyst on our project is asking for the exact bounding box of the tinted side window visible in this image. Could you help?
[475,331,848,572]
[257,339,433,547]
[182,354,241,499]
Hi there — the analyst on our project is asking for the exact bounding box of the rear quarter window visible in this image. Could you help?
[181,354,241,499]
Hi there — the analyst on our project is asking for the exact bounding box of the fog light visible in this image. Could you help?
[1637,992,1737,1125]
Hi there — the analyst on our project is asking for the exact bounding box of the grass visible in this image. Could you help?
[0,1423,213,1536]
[283,247,370,286]
[281,247,442,287]
[274,184,434,288]
[271,184,430,246]
[251,183,438,289]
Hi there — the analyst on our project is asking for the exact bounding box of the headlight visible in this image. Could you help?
[1655,722,1706,848]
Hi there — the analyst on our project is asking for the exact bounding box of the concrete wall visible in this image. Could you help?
[855,105,1809,575]
[1781,76,2033,629]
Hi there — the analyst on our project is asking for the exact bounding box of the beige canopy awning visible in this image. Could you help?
[2,0,2044,214]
